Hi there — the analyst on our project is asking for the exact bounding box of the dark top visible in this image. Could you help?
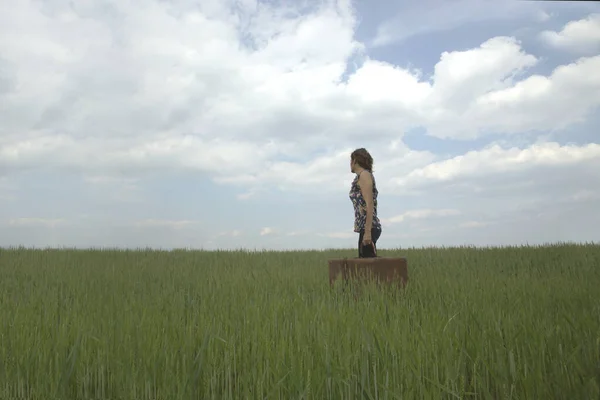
[349,170,382,233]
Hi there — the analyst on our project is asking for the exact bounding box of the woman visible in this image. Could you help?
[349,148,382,258]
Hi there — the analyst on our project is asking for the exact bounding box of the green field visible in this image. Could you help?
[1,244,599,399]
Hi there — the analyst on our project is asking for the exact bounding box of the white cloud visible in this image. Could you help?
[540,13,600,55]
[7,218,66,228]
[217,230,243,237]
[384,209,461,225]
[569,190,600,203]
[430,37,538,113]
[535,10,552,23]
[425,46,600,140]
[286,230,311,237]
[260,227,275,236]
[318,231,355,239]
[394,142,600,189]
[133,219,199,229]
[236,190,257,200]
[459,221,488,229]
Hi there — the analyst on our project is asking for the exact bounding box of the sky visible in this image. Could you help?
[0,0,599,251]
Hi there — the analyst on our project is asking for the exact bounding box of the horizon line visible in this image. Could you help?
[1,241,599,252]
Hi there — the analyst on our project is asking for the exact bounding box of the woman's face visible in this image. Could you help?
[350,157,355,172]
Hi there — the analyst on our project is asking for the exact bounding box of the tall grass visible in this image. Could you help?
[1,243,599,399]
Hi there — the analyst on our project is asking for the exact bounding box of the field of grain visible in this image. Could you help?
[1,243,599,399]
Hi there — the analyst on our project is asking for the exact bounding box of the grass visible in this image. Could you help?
[1,243,599,399]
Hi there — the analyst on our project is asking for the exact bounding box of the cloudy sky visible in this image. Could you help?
[1,0,599,250]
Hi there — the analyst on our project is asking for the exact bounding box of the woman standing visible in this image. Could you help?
[349,148,382,258]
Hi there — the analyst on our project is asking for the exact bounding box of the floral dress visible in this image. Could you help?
[349,170,382,233]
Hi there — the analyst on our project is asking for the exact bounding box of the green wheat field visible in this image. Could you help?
[1,243,599,399]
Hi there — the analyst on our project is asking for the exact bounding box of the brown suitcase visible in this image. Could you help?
[328,257,408,289]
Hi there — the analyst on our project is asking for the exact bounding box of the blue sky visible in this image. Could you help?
[0,0,599,250]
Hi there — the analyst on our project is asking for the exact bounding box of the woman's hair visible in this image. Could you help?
[351,148,374,172]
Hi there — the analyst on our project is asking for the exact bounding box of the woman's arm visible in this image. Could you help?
[358,171,374,236]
